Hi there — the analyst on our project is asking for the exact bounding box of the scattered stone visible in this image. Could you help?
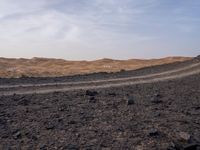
[86,90,98,96]
[45,122,55,130]
[153,112,161,117]
[13,131,21,139]
[194,106,200,110]
[31,135,38,141]
[0,118,7,129]
[39,144,47,150]
[89,96,96,103]
[167,142,181,150]
[65,144,79,150]
[151,97,163,104]
[1,130,10,138]
[148,128,159,136]
[179,132,191,142]
[18,99,30,106]
[127,97,135,105]
[108,92,116,96]
[184,143,200,150]
[13,94,25,101]
[68,120,76,124]
[154,93,162,98]
[58,105,67,111]
[24,130,38,141]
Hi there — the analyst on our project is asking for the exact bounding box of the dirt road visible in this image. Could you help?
[0,62,200,96]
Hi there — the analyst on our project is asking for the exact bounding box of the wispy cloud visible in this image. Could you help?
[0,0,199,59]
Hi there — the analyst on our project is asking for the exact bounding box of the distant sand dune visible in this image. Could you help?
[0,57,191,78]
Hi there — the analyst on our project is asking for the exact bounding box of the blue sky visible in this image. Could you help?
[0,0,199,60]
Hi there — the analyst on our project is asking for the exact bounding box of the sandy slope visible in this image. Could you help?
[0,56,191,78]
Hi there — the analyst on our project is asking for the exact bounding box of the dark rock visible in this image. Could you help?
[86,90,98,96]
[39,144,47,150]
[13,131,21,139]
[58,105,67,111]
[108,92,116,96]
[194,106,200,110]
[184,144,200,150]
[154,93,162,98]
[0,118,7,129]
[167,146,181,150]
[167,142,182,150]
[127,97,135,105]
[148,128,159,136]
[32,135,38,141]
[18,99,30,106]
[1,130,10,138]
[151,97,163,104]
[68,120,76,124]
[153,112,161,117]
[24,130,38,141]
[65,144,79,150]
[89,96,96,103]
[45,122,55,130]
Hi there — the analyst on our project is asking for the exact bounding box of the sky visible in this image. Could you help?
[0,0,199,60]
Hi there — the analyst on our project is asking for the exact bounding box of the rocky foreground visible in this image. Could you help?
[0,57,199,150]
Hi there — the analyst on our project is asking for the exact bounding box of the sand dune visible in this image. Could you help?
[0,56,191,78]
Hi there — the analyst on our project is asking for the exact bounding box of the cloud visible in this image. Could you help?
[0,0,155,43]
[0,0,199,59]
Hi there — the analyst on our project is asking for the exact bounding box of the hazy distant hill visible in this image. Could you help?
[0,57,191,78]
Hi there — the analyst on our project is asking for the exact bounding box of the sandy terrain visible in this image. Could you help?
[0,57,191,78]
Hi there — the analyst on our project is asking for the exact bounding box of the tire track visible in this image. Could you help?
[0,62,200,96]
[0,62,200,88]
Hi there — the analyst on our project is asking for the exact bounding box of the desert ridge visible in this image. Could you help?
[0,56,191,78]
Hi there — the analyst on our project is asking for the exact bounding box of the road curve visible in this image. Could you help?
[0,62,200,96]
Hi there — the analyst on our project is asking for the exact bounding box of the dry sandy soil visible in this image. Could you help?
[0,56,199,150]
[0,57,191,78]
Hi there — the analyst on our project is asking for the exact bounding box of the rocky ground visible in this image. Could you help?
[0,57,200,150]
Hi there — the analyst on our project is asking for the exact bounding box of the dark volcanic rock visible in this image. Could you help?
[86,90,98,96]
[167,142,182,150]
[154,93,162,98]
[89,96,96,103]
[148,128,159,136]
[13,131,21,139]
[184,143,200,150]
[68,120,76,124]
[151,97,163,104]
[127,96,135,105]
[44,122,55,130]
[65,144,79,150]
[108,92,116,96]
[153,112,161,117]
[18,98,30,106]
